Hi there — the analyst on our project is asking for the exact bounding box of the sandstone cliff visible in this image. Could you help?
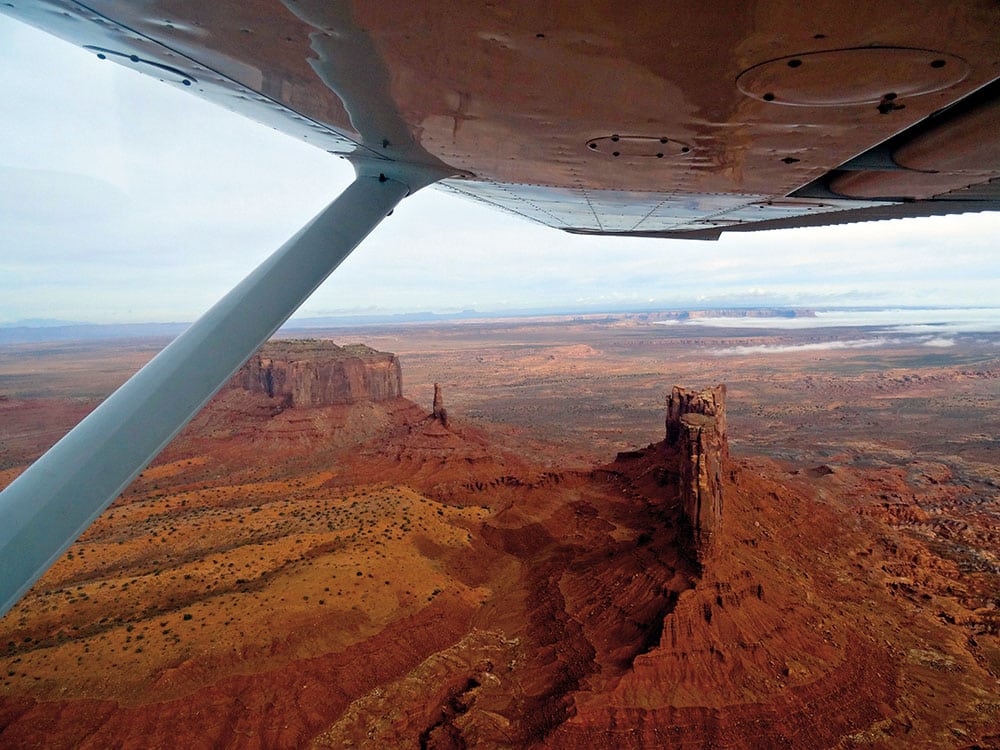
[232,340,402,407]
[665,384,727,561]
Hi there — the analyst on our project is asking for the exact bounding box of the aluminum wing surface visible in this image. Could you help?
[4,0,1000,239]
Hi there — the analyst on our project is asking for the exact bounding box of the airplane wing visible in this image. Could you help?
[5,1,999,239]
[2,0,1000,616]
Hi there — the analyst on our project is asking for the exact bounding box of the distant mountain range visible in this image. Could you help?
[0,321,189,345]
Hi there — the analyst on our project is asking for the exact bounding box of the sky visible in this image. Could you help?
[1,14,999,325]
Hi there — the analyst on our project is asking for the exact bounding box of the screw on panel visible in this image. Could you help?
[876,93,905,114]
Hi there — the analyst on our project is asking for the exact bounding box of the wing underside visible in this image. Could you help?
[3,0,1000,237]
[439,180,898,239]
[441,177,1000,239]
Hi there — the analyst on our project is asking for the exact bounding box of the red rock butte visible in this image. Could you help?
[234,340,402,407]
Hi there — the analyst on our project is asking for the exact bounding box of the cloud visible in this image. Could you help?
[711,339,888,356]
[711,332,964,356]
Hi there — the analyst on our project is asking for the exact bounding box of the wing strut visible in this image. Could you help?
[0,167,417,618]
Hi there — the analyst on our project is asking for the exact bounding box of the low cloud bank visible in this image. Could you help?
[712,335,956,356]
[711,339,885,356]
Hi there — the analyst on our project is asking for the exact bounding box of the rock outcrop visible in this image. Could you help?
[233,340,402,407]
[666,384,727,561]
[431,383,448,426]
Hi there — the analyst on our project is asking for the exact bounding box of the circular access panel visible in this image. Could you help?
[737,47,969,106]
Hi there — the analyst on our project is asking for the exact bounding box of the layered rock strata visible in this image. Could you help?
[233,340,402,407]
[666,384,727,561]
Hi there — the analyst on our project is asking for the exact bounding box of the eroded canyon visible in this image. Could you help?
[1,317,998,748]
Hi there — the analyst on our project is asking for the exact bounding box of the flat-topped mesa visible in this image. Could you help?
[666,384,728,561]
[233,340,402,407]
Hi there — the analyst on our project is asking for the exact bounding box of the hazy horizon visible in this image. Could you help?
[3,305,1000,349]
[4,302,1000,327]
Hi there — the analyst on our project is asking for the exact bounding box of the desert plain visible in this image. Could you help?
[0,311,998,748]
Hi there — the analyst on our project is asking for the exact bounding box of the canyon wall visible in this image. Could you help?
[666,384,727,561]
[232,340,402,407]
